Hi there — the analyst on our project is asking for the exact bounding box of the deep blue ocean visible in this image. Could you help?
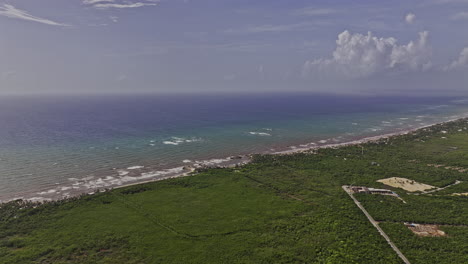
[1,93,468,202]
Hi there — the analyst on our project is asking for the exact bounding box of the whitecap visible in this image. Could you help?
[117,170,129,176]
[249,132,271,136]
[127,166,144,170]
[163,137,202,145]
[196,158,232,167]
[163,141,179,145]
[426,105,449,110]
[37,189,58,195]
[182,159,192,163]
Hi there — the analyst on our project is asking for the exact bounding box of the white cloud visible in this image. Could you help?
[431,0,468,4]
[445,47,468,70]
[223,74,236,81]
[1,71,16,80]
[303,30,432,79]
[225,22,327,34]
[0,4,68,26]
[84,0,159,9]
[258,65,265,80]
[243,23,305,33]
[405,13,416,24]
[294,7,338,16]
[117,74,128,81]
[451,11,468,20]
[93,3,156,9]
[83,0,114,4]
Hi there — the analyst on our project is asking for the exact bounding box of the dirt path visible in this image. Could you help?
[342,186,411,264]
[422,180,462,194]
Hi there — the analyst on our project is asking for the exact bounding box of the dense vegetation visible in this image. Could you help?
[1,119,467,263]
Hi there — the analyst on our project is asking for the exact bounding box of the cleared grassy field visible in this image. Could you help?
[1,119,467,263]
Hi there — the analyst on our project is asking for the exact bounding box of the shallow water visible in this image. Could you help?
[1,93,467,202]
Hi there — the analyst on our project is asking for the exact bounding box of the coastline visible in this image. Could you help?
[2,116,467,204]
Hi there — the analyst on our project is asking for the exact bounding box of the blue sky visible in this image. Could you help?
[0,0,467,95]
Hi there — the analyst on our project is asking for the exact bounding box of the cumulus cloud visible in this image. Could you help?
[303,30,432,79]
[83,0,159,9]
[0,4,68,26]
[405,13,416,24]
[445,47,468,70]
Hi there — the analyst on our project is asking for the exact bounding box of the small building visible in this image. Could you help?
[347,186,400,198]
[368,188,398,196]
[350,186,370,194]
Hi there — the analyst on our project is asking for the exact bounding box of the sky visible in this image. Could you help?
[0,0,467,95]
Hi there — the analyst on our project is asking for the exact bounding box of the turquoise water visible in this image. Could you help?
[1,94,467,202]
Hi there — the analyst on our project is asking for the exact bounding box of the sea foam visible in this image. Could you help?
[163,137,202,145]
[249,132,271,136]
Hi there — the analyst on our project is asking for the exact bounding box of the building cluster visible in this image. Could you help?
[349,186,400,197]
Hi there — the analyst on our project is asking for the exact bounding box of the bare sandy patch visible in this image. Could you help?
[427,163,468,172]
[405,223,446,237]
[451,192,468,196]
[377,177,435,192]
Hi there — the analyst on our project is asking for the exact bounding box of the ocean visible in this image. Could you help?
[1,93,468,202]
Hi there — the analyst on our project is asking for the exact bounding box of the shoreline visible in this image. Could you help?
[1,116,467,204]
